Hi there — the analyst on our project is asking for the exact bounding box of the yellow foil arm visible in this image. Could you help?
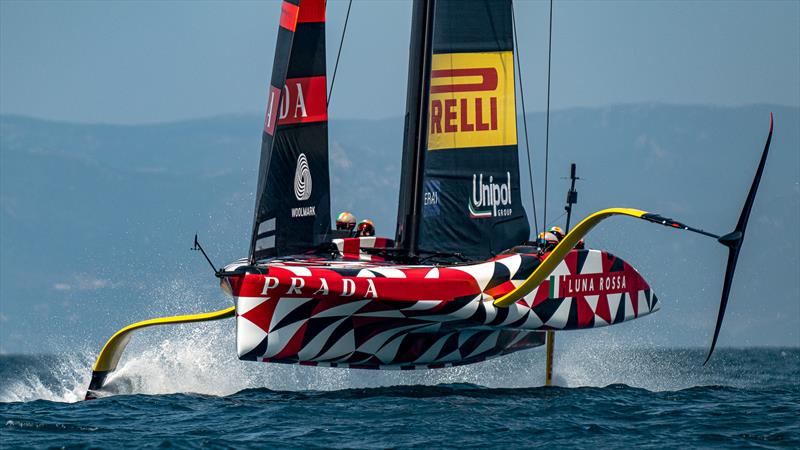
[92,306,236,373]
[493,208,648,308]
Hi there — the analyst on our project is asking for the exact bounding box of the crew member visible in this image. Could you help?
[537,231,559,252]
[548,226,564,240]
[336,212,357,235]
[357,219,375,237]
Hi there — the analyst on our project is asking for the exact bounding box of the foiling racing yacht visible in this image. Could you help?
[85,0,773,399]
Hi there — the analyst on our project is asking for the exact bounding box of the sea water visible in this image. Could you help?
[1,319,798,448]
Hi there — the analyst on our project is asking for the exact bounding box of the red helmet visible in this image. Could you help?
[336,212,356,230]
[357,219,375,237]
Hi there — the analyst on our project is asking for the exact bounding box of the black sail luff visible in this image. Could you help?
[395,0,436,257]
[397,0,530,261]
[250,0,330,262]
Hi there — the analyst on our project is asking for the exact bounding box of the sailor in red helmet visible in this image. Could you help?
[357,219,375,237]
[336,211,357,236]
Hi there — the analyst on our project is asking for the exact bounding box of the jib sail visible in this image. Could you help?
[396,0,530,261]
[250,0,331,262]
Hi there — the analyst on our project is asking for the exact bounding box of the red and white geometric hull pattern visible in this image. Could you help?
[226,249,659,369]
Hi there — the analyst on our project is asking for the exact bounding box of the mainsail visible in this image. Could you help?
[250,0,331,262]
[396,0,530,260]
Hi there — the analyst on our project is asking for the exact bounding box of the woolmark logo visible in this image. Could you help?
[294,153,312,201]
[469,172,513,219]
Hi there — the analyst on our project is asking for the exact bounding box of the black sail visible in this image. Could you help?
[250,0,330,262]
[397,0,530,261]
[395,0,436,258]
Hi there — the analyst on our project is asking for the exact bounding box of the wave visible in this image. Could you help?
[2,332,794,404]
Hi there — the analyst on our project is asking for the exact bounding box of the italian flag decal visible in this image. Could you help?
[549,275,561,298]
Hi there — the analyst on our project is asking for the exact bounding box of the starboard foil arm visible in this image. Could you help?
[85,306,235,399]
[493,207,649,308]
[492,206,725,307]
[495,114,774,363]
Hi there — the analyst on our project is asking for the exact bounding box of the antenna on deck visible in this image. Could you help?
[192,234,220,277]
[563,163,580,233]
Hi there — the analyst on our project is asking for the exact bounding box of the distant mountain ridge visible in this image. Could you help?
[1,103,797,352]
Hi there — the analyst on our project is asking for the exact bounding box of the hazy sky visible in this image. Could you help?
[1,0,798,124]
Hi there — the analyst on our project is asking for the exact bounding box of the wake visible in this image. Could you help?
[0,319,746,404]
[0,278,764,403]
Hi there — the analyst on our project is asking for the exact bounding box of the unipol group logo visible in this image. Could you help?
[294,153,312,201]
[469,172,513,219]
[428,51,517,151]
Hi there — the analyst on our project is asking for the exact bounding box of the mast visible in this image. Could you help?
[395,0,435,258]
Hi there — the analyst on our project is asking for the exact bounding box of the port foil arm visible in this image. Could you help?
[85,306,236,399]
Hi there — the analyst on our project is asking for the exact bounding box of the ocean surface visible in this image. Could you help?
[1,330,798,449]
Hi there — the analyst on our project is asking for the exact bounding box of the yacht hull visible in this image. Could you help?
[226,248,659,368]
